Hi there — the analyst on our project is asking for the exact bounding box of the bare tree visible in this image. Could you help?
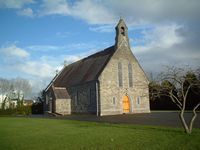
[150,66,200,134]
[0,77,32,99]
[12,78,32,99]
[0,78,13,94]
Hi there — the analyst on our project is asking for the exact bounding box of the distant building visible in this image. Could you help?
[0,90,24,109]
[0,95,17,109]
[44,19,150,116]
[0,94,7,108]
[23,99,34,106]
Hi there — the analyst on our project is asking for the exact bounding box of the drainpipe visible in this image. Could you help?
[96,81,100,116]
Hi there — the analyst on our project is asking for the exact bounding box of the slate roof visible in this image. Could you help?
[53,87,70,99]
[53,45,115,87]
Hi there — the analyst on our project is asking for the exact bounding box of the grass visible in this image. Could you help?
[0,117,200,150]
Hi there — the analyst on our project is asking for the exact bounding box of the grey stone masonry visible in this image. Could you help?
[98,19,150,116]
[55,98,71,115]
[67,81,97,114]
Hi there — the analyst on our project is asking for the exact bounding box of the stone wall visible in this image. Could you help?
[45,82,97,115]
[67,81,97,114]
[98,42,150,116]
[55,98,71,115]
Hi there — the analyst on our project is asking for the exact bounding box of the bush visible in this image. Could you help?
[0,108,15,115]
[0,105,31,116]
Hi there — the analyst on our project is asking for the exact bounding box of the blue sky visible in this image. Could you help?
[0,0,200,96]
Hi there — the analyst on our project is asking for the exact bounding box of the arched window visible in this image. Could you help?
[118,62,123,87]
[112,97,116,105]
[128,63,133,87]
[137,96,141,105]
[74,91,78,106]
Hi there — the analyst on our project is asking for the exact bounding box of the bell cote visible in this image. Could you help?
[115,18,130,48]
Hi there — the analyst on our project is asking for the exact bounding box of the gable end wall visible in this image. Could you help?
[98,44,150,116]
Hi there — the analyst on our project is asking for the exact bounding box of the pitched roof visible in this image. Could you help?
[53,87,70,99]
[53,45,115,87]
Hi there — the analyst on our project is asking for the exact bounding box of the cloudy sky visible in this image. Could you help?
[0,0,200,95]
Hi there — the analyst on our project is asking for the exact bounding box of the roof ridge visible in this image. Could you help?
[83,45,115,60]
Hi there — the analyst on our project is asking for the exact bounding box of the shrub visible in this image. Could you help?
[0,106,31,116]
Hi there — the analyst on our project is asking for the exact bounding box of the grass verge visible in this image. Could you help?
[0,117,199,150]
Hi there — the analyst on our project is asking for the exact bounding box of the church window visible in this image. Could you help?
[128,63,133,87]
[89,88,95,105]
[88,89,91,105]
[118,62,123,87]
[89,88,92,105]
[137,96,141,105]
[74,91,78,106]
[112,97,116,105]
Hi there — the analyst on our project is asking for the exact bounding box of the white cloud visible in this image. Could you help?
[133,24,183,54]
[1,0,200,25]
[146,24,183,49]
[39,0,199,25]
[0,44,60,79]
[27,45,62,51]
[17,61,55,78]
[17,54,83,78]
[105,0,200,24]
[28,78,50,95]
[37,0,116,24]
[71,0,116,24]
[2,0,200,26]
[131,23,200,73]
[0,44,30,58]
[39,0,70,16]
[0,0,34,9]
[0,43,94,79]
[89,25,114,33]
[26,42,100,53]
[39,52,87,66]
[17,7,34,17]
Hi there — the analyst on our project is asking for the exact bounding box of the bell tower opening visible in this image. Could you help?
[121,26,125,36]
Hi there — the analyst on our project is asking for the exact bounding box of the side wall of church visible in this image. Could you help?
[67,81,97,114]
[98,44,150,116]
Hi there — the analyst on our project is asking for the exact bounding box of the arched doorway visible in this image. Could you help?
[123,95,130,113]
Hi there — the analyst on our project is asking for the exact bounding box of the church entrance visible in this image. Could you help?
[123,96,130,113]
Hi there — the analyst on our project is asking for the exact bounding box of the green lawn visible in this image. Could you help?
[0,117,199,150]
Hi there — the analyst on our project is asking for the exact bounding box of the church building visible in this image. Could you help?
[44,19,150,116]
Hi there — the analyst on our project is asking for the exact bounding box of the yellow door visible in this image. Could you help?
[123,96,130,113]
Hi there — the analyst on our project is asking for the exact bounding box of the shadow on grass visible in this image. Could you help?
[67,120,200,135]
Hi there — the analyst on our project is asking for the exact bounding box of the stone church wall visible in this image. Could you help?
[67,81,97,114]
[98,44,150,116]
[55,99,71,115]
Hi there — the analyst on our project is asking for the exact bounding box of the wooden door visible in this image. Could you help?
[123,96,130,113]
